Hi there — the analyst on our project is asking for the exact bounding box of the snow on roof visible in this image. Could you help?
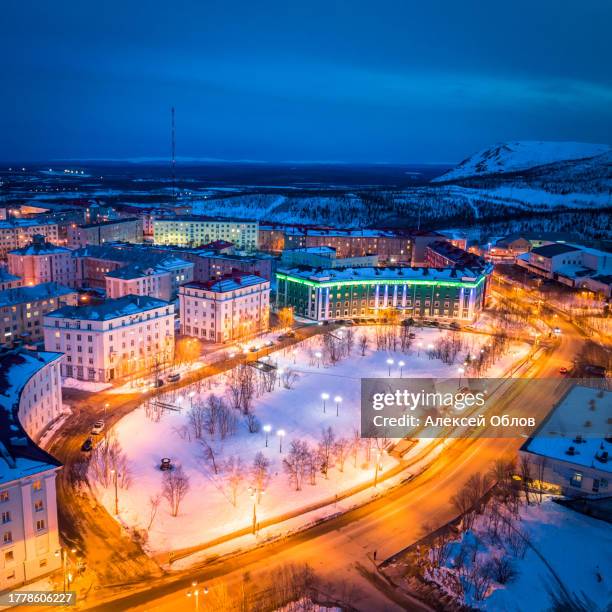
[523,385,612,474]
[0,282,76,307]
[45,294,172,321]
[0,219,57,229]
[531,243,581,258]
[284,246,337,255]
[8,237,71,256]
[154,215,257,224]
[0,349,62,484]
[77,217,140,229]
[0,269,20,282]
[278,265,488,284]
[183,274,268,293]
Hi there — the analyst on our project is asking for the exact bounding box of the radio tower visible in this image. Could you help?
[171,106,176,199]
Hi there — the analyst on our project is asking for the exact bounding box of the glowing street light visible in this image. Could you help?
[263,424,272,447]
[334,395,342,417]
[417,341,423,357]
[277,429,286,453]
[457,366,465,387]
[188,390,196,408]
[386,358,394,376]
[315,351,322,368]
[321,392,329,413]
[398,360,405,377]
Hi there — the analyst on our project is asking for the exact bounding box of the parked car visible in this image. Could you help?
[160,457,172,471]
[91,420,105,435]
[81,437,93,452]
[167,373,181,383]
[154,379,164,388]
[553,327,562,335]
[559,367,569,375]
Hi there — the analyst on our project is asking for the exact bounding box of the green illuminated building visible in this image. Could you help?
[276,265,490,322]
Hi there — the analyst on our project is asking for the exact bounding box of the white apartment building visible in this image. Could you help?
[153,216,258,251]
[0,349,63,591]
[0,221,60,258]
[179,274,270,343]
[7,235,76,288]
[43,295,175,382]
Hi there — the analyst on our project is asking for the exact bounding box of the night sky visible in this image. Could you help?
[2,1,611,163]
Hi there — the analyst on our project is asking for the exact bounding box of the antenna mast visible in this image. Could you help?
[171,106,176,199]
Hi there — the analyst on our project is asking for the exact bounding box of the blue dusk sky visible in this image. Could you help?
[1,0,611,163]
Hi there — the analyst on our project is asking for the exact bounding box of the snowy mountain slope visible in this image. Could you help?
[433,141,611,182]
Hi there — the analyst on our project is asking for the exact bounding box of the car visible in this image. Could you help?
[559,367,569,375]
[285,331,296,338]
[91,420,105,435]
[265,340,274,347]
[81,437,93,452]
[167,373,181,383]
[154,378,164,388]
[553,327,562,335]
[249,346,259,352]
[160,457,173,471]
[409,333,416,339]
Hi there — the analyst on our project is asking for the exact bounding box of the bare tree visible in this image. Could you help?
[188,403,207,440]
[334,438,350,473]
[146,493,162,530]
[358,334,369,356]
[519,455,533,505]
[162,465,190,517]
[251,452,271,499]
[318,426,335,479]
[244,412,260,434]
[283,440,310,491]
[200,439,220,474]
[281,367,299,389]
[224,456,245,507]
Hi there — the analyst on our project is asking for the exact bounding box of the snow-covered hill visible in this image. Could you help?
[433,141,611,182]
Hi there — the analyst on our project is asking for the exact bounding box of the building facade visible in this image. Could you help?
[0,221,59,258]
[280,246,378,269]
[276,265,489,322]
[0,270,22,291]
[179,274,270,343]
[153,216,258,250]
[0,349,63,591]
[67,218,143,248]
[43,295,175,382]
[7,235,76,288]
[0,283,78,347]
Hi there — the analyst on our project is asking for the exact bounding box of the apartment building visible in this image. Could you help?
[424,241,487,271]
[0,283,78,347]
[7,235,76,287]
[0,221,60,258]
[153,216,258,250]
[0,349,63,591]
[67,218,143,248]
[0,269,22,291]
[43,295,175,382]
[179,274,270,343]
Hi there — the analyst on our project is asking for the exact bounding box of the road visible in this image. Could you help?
[40,310,585,611]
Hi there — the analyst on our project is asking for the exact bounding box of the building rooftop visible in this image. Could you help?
[154,215,257,224]
[183,273,269,293]
[0,269,21,283]
[531,243,581,258]
[284,246,337,256]
[45,294,171,321]
[522,385,612,474]
[426,240,487,271]
[0,349,62,484]
[0,282,76,308]
[76,217,140,229]
[0,219,57,229]
[8,234,71,256]
[277,264,488,284]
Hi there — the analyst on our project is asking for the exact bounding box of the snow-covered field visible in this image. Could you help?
[91,326,530,556]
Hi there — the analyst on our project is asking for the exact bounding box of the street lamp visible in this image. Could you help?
[277,429,286,453]
[417,341,423,357]
[278,368,284,388]
[55,546,78,593]
[321,392,329,413]
[334,395,342,417]
[386,358,394,377]
[374,450,384,486]
[248,486,265,533]
[263,424,272,447]
[398,360,405,377]
[189,390,196,408]
[315,351,322,368]
[457,367,465,387]
[104,402,109,417]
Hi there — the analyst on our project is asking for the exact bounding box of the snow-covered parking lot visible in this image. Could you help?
[90,325,530,557]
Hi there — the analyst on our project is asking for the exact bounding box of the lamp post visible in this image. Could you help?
[104,402,109,417]
[315,351,322,368]
[277,368,284,388]
[248,486,264,533]
[374,450,384,486]
[321,392,329,414]
[186,582,208,611]
[334,395,342,417]
[189,390,196,408]
[263,424,272,447]
[110,469,119,515]
[386,358,394,377]
[277,429,286,453]
[55,546,77,593]
[398,360,405,377]
[417,341,423,357]
[457,367,465,388]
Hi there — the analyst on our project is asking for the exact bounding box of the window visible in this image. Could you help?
[36,519,46,532]
[1,512,10,524]
[32,480,42,491]
[34,500,44,512]
[4,550,14,563]
[570,472,583,488]
[3,531,12,544]
[0,491,8,503]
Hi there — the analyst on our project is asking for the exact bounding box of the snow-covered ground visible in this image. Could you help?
[436,497,612,611]
[91,326,530,557]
